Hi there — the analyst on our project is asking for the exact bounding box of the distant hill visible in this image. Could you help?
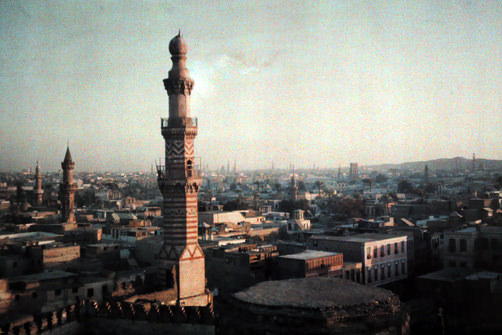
[370,157,502,171]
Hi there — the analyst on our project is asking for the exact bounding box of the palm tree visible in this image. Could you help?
[314,180,324,196]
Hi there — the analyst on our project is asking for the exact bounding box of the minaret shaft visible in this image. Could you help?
[156,34,209,306]
[60,147,77,224]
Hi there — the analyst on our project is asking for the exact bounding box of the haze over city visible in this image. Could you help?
[1,0,501,172]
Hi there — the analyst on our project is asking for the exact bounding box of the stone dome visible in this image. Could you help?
[169,32,188,56]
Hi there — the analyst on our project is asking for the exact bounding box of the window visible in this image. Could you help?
[313,240,318,247]
[479,238,489,250]
[460,239,467,252]
[374,268,378,281]
[491,239,499,250]
[388,264,391,277]
[373,247,378,258]
[395,262,399,276]
[367,269,372,283]
[402,260,406,274]
[387,244,391,255]
[380,246,385,257]
[448,239,456,252]
[394,243,398,254]
[366,247,371,259]
[401,241,405,253]
[381,266,385,280]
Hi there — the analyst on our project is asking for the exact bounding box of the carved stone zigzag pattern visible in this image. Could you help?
[159,244,185,260]
[180,244,204,260]
[165,142,194,156]
[166,141,185,156]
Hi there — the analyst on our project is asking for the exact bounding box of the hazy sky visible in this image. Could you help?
[1,1,501,172]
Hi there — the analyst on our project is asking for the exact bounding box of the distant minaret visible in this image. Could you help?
[472,153,476,172]
[227,160,230,173]
[34,161,43,206]
[290,166,298,201]
[233,159,236,174]
[60,146,77,223]
[350,162,359,180]
[337,164,342,180]
[424,164,429,179]
[156,33,210,306]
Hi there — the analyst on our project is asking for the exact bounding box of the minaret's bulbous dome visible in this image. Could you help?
[169,32,188,56]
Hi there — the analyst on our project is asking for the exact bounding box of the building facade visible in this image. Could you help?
[307,233,408,286]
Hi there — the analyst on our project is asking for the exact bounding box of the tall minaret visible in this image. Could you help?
[157,33,210,306]
[34,161,44,206]
[472,153,476,172]
[60,146,77,223]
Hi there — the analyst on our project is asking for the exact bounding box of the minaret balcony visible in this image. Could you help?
[156,164,202,181]
[161,117,198,129]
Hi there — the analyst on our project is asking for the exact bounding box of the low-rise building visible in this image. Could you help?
[278,250,343,279]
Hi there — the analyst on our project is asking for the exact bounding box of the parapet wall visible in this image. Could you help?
[0,299,215,335]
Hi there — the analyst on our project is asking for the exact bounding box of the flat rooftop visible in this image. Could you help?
[279,250,339,260]
[310,233,406,243]
[9,270,77,283]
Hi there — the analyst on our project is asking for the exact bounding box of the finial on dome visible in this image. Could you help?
[169,31,188,56]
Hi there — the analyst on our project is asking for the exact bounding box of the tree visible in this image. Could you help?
[298,181,307,192]
[398,180,414,193]
[363,178,373,191]
[314,180,324,195]
[375,173,388,184]
[278,199,310,213]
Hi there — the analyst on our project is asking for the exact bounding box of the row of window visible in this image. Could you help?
[306,256,341,270]
[367,260,406,283]
[366,241,406,259]
[449,237,502,253]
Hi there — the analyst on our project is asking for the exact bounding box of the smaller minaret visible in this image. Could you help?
[424,164,429,180]
[337,164,342,180]
[472,153,476,172]
[290,166,298,201]
[34,161,44,206]
[60,146,77,223]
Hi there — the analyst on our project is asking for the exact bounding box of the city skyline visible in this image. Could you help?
[1,1,501,172]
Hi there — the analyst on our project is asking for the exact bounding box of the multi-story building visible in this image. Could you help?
[307,233,408,286]
[444,226,502,271]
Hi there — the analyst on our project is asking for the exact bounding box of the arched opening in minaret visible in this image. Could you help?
[187,160,193,177]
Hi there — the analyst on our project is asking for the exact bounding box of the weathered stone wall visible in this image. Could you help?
[0,299,215,335]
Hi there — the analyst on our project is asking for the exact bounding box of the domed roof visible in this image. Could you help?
[234,277,396,309]
[169,31,188,56]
